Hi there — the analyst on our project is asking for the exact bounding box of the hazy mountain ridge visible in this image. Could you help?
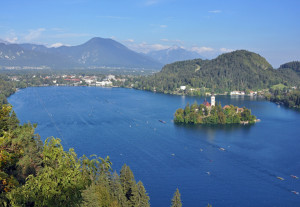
[0,43,77,69]
[0,37,162,69]
[147,46,206,64]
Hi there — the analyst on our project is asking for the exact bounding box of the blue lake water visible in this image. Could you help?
[8,87,300,207]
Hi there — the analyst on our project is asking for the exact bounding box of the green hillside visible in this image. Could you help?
[135,50,300,94]
[279,61,300,76]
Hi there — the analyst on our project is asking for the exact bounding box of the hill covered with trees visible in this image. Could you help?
[279,61,300,76]
[134,50,300,94]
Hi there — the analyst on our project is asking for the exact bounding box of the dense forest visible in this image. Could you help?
[279,61,300,76]
[266,88,300,108]
[174,102,257,125]
[133,50,300,94]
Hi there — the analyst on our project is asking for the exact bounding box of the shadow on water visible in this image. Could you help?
[174,122,253,133]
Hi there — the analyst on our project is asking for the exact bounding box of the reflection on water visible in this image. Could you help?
[174,123,253,141]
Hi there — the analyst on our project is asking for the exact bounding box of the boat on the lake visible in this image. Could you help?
[159,120,166,124]
[277,176,285,180]
[291,175,299,179]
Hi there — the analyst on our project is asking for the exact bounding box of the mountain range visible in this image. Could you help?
[0,37,163,70]
[146,46,206,64]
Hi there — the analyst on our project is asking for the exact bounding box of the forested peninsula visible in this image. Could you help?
[174,101,257,125]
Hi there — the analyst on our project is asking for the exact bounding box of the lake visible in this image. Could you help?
[8,87,300,207]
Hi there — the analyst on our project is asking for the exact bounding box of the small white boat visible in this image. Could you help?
[219,147,226,151]
[277,176,285,181]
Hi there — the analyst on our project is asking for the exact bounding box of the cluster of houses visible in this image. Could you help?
[179,85,258,96]
[230,91,257,96]
[9,74,126,87]
[82,75,115,87]
[62,74,125,87]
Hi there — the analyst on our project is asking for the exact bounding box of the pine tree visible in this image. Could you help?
[111,171,128,207]
[171,188,182,207]
[133,181,150,207]
[120,164,136,206]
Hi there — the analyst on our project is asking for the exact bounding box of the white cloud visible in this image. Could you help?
[160,39,184,45]
[191,46,214,54]
[49,43,64,48]
[209,10,222,13]
[126,42,170,53]
[220,48,233,53]
[160,25,167,28]
[126,39,134,43]
[6,37,18,43]
[24,28,46,42]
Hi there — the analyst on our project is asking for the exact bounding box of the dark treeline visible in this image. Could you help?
[132,51,300,94]
[174,102,257,125]
[0,75,16,105]
[266,88,300,108]
[279,61,300,76]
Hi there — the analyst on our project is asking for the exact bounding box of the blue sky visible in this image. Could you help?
[0,0,299,67]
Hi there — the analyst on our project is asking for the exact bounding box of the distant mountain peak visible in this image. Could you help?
[147,46,205,64]
[0,37,162,69]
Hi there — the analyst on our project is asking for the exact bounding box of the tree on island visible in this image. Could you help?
[174,102,257,125]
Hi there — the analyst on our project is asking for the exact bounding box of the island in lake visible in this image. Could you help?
[174,94,258,125]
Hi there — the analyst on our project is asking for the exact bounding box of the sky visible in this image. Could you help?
[0,0,299,67]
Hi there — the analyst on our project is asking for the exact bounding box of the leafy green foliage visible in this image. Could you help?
[267,89,300,108]
[0,105,42,206]
[279,61,300,76]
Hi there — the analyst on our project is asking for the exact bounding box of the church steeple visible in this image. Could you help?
[211,92,215,107]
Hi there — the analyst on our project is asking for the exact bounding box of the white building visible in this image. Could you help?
[211,94,215,107]
[96,80,112,87]
[180,86,186,90]
[230,91,245,95]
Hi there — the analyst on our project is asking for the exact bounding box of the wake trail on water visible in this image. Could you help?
[199,139,300,194]
[33,88,66,145]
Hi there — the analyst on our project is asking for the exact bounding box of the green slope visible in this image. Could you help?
[136,50,300,93]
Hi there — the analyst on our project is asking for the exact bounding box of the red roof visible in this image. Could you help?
[203,100,211,107]
[223,105,230,109]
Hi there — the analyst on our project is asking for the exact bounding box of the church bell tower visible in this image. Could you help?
[211,93,215,107]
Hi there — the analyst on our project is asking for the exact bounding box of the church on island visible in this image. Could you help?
[202,93,215,108]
